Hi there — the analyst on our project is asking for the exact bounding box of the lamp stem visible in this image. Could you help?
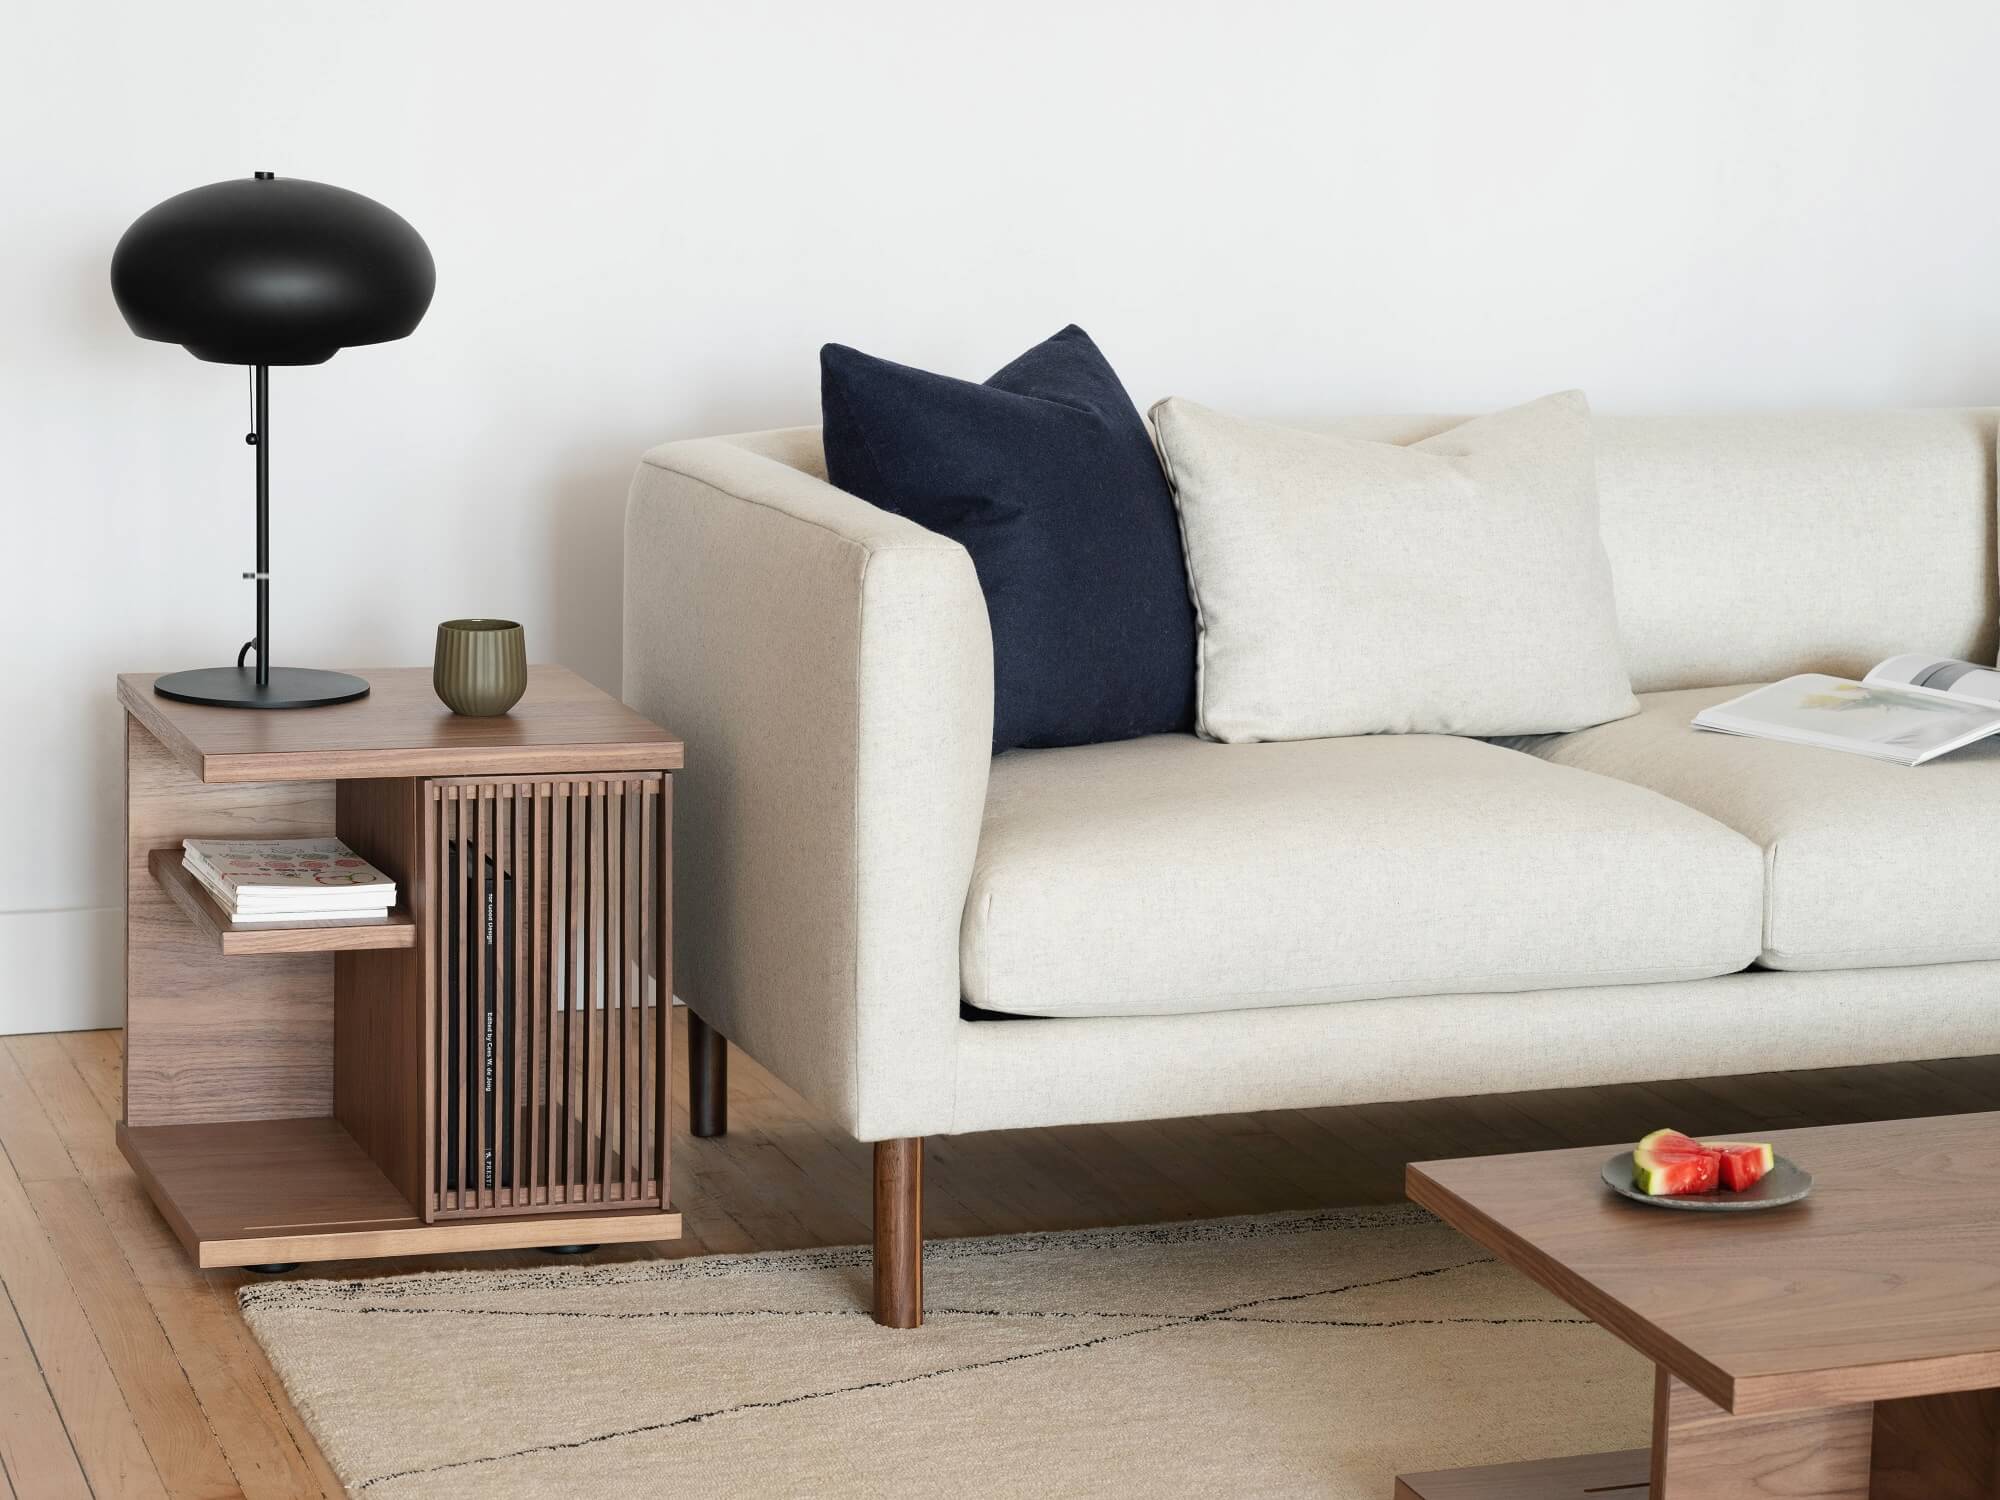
[253,362,269,688]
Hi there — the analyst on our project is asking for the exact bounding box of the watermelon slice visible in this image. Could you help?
[1636,1129,1710,1158]
[1632,1146,1719,1196]
[1707,1141,1775,1192]
[1632,1128,1721,1196]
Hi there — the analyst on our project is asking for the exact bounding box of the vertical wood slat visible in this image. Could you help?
[478,786,494,1209]
[657,774,672,1209]
[551,781,570,1204]
[468,783,481,1211]
[576,781,591,1203]
[511,785,527,1209]
[600,782,615,1202]
[602,780,616,1201]
[452,786,468,1215]
[637,781,654,1202]
[617,785,628,1202]
[604,780,620,1208]
[520,784,535,1205]
[589,782,606,1202]
[624,784,641,1202]
[428,773,666,1219]
[531,784,549,1205]
[604,781,622,1202]
[429,785,444,1217]
[572,779,590,1204]
[490,782,507,1209]
[576,780,588,1208]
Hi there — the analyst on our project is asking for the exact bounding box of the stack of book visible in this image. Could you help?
[181,837,397,926]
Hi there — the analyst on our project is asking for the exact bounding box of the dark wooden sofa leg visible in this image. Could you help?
[873,1138,923,1328]
[687,1009,727,1138]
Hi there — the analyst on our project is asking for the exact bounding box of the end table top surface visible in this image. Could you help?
[1408,1111,2000,1417]
[120,666,682,783]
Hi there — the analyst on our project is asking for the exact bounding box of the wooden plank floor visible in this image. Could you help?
[1,1011,1997,1498]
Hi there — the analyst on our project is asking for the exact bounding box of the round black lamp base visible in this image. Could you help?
[153,666,370,710]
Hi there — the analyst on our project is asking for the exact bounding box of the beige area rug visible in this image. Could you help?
[242,1205,1652,1498]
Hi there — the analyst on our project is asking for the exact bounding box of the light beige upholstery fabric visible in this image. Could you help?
[624,416,2000,1141]
[624,432,993,1139]
[1516,685,2000,970]
[962,732,1760,1019]
[1300,409,2000,693]
[1593,412,1999,692]
[949,960,2000,1132]
[1151,391,1637,740]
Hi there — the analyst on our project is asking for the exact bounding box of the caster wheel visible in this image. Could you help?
[245,1263,301,1275]
[539,1244,599,1255]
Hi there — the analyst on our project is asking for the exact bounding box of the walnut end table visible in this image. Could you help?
[119,666,685,1269]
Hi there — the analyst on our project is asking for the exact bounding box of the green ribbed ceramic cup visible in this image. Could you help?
[433,619,527,716]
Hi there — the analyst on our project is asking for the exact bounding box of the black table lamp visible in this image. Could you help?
[112,172,435,708]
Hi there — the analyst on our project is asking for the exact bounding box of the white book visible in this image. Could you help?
[1693,655,2000,766]
[226,908,392,927]
[181,838,396,908]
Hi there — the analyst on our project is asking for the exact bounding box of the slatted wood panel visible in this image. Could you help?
[426,776,668,1219]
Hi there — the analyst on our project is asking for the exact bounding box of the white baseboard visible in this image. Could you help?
[0,907,122,1035]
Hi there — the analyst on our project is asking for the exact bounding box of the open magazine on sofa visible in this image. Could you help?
[1694,655,2000,766]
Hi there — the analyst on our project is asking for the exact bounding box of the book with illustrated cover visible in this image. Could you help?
[182,838,396,905]
[1694,654,2000,766]
[181,837,395,923]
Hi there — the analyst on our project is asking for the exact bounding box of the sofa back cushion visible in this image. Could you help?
[734,406,1999,698]
[1311,409,1999,693]
[1152,390,1638,740]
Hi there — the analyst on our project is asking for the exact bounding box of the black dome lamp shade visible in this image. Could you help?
[112,172,436,708]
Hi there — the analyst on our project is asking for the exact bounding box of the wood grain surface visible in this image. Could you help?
[1869,1386,2000,1499]
[1394,1446,1649,1498]
[124,717,334,1127]
[873,1137,923,1328]
[1409,1113,2000,1416]
[1649,1368,1870,1499]
[118,1118,681,1268]
[332,778,431,1215]
[119,667,683,784]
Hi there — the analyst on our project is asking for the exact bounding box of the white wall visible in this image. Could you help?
[5,1,1999,1031]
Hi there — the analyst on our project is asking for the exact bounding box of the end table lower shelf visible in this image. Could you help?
[119,1117,683,1269]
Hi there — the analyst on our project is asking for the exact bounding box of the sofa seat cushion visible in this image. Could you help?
[1514,685,2000,970]
[960,733,1763,1019]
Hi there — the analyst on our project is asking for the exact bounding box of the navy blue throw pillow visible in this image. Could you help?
[820,325,1196,753]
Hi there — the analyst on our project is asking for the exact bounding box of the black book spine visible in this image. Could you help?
[479,849,517,1191]
[441,832,515,1198]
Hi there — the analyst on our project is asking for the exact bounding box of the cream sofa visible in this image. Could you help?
[624,409,2000,1325]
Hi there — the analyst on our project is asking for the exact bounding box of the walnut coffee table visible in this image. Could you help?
[1395,1113,2000,1499]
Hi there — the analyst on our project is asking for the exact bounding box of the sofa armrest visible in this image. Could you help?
[623,431,992,1139]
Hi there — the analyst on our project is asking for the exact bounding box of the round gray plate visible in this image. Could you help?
[1601,1152,1813,1211]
